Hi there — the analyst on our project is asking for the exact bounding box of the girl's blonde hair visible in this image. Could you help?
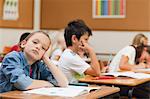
[132,33,148,47]
[51,31,66,50]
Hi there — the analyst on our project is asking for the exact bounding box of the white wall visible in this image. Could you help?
[0,29,149,53]
[0,29,34,51]
[0,0,41,52]
[90,31,150,53]
[0,0,150,53]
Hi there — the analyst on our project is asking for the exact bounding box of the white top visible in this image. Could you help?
[50,48,63,65]
[58,49,90,83]
[109,46,136,72]
[51,48,63,60]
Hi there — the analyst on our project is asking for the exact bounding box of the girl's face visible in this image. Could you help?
[58,39,66,49]
[21,33,50,61]
[140,37,148,46]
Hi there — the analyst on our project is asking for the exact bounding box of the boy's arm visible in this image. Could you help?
[85,48,101,76]
[42,45,68,87]
[81,42,101,76]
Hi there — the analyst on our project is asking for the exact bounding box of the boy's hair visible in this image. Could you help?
[19,32,30,42]
[64,19,92,47]
[132,33,148,46]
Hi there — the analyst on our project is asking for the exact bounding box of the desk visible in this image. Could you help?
[0,86,120,99]
[79,75,150,86]
[79,75,150,98]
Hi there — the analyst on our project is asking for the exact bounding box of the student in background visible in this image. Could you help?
[50,33,66,65]
[138,37,150,66]
[109,33,150,72]
[0,31,68,93]
[109,33,150,98]
[58,19,101,83]
[10,32,30,52]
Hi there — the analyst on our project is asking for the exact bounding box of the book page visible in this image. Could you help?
[24,86,101,97]
[133,68,150,72]
[102,72,126,77]
[103,71,150,79]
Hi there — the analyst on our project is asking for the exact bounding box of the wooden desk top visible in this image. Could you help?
[0,86,120,99]
[79,75,150,86]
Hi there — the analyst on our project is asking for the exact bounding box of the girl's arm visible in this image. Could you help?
[119,55,146,71]
[42,45,68,87]
[26,80,53,90]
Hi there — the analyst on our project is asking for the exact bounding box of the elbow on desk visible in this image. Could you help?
[119,65,131,71]
[58,79,69,87]
[84,68,100,77]
[13,75,33,91]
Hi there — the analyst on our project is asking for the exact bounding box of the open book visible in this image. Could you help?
[24,85,101,97]
[102,71,150,79]
[133,68,150,72]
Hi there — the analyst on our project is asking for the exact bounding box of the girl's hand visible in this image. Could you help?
[145,64,150,68]
[137,62,147,69]
[26,80,53,90]
[42,44,53,60]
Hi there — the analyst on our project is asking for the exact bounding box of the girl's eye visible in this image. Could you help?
[33,41,38,44]
[42,47,46,50]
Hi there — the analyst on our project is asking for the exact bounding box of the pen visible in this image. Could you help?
[69,83,89,86]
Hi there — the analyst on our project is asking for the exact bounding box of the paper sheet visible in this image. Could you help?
[24,86,101,97]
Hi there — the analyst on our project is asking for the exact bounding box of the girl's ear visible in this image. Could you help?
[71,35,77,43]
[140,37,145,45]
[20,40,27,49]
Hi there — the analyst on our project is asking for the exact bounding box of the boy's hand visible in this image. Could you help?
[101,66,109,73]
[79,40,93,52]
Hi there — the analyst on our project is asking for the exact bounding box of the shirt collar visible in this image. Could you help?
[18,51,30,68]
[66,48,77,56]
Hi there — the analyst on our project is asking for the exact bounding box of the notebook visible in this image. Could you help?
[24,85,101,97]
[102,71,150,79]
[92,76,116,80]
[133,68,150,72]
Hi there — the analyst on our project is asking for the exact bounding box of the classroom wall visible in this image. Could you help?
[0,0,150,54]
[0,0,39,52]
[90,31,150,53]
[0,29,149,53]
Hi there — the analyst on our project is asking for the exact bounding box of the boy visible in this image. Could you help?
[58,19,101,83]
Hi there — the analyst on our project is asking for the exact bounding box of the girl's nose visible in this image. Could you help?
[35,44,41,50]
